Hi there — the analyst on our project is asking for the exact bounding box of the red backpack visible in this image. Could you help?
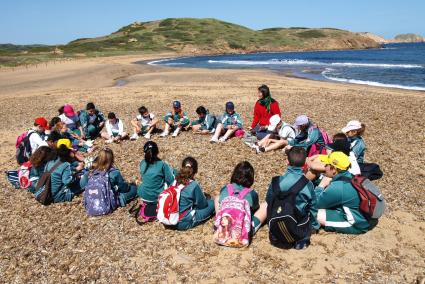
[338,175,386,219]
[157,181,190,225]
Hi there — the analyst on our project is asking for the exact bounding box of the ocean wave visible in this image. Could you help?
[322,73,425,91]
[207,59,322,65]
[147,58,173,65]
[330,62,422,68]
[207,59,423,69]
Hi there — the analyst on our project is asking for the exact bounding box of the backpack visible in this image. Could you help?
[267,176,311,247]
[16,131,36,165]
[307,127,332,157]
[34,161,62,205]
[213,184,252,248]
[337,175,386,219]
[83,169,118,216]
[5,170,20,189]
[157,181,188,226]
[129,200,157,225]
[18,161,32,189]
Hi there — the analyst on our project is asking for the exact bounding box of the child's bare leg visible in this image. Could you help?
[101,132,111,140]
[265,139,288,152]
[222,128,236,140]
[253,202,268,226]
[214,195,220,214]
[192,124,201,133]
[211,124,224,140]
[131,120,141,134]
[258,134,271,147]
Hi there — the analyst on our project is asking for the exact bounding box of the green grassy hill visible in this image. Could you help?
[0,18,381,66]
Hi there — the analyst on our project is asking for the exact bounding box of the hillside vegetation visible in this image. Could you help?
[0,18,381,66]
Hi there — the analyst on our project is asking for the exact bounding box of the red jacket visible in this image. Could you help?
[251,100,281,129]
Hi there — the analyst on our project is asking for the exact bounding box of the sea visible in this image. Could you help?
[147,42,425,91]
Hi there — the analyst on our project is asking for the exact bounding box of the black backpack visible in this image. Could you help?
[16,131,36,165]
[267,175,311,247]
[34,161,62,205]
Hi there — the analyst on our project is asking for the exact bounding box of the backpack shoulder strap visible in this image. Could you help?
[48,161,63,174]
[226,184,234,196]
[238,187,252,199]
[286,175,310,197]
[335,176,352,183]
[271,176,281,197]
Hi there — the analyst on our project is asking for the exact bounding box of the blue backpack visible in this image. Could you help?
[83,169,118,216]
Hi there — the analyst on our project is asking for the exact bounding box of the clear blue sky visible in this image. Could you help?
[2,0,424,45]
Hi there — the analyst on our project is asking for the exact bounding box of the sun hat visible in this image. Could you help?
[34,117,49,130]
[267,114,281,131]
[225,101,235,110]
[341,120,362,133]
[63,104,76,117]
[57,138,73,150]
[173,101,181,109]
[293,115,309,129]
[319,151,351,171]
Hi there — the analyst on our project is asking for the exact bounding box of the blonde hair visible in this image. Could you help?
[92,148,114,171]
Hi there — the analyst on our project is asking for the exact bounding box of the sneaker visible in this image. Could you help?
[130,133,139,141]
[254,145,261,154]
[259,146,266,153]
[159,131,169,138]
[144,133,151,140]
[172,128,180,137]
[210,137,219,143]
[218,137,227,143]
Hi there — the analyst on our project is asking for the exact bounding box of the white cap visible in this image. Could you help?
[341,120,362,133]
[267,115,281,131]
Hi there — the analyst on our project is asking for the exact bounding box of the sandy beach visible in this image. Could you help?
[0,54,424,283]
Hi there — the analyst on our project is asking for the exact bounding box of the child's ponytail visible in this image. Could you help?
[176,157,198,185]
[143,141,159,173]
[358,123,366,136]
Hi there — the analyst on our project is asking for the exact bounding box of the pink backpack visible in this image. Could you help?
[214,184,252,248]
[16,131,29,149]
[308,127,332,157]
[18,161,32,189]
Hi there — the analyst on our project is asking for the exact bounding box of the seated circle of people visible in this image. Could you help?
[7,95,386,249]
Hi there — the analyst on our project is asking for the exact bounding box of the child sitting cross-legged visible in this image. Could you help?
[210,101,243,143]
[130,106,158,140]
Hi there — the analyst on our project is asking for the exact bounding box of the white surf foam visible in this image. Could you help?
[330,62,422,68]
[322,73,425,91]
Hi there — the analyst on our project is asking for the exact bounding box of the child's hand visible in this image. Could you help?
[318,177,332,188]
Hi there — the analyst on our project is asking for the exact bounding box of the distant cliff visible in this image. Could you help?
[392,33,425,43]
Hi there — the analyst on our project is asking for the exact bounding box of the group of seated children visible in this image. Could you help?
[10,83,383,250]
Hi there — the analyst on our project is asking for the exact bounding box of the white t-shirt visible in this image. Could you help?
[278,123,296,140]
[348,151,361,175]
[59,114,79,130]
[29,130,48,153]
[136,113,155,127]
[106,119,124,136]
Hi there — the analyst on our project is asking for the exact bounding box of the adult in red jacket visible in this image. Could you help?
[250,85,281,140]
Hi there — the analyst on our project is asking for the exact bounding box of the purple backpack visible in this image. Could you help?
[83,170,118,216]
[213,184,252,248]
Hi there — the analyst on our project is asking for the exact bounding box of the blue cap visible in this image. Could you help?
[173,101,181,109]
[225,101,235,110]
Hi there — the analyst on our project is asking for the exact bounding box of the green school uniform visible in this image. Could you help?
[191,113,217,131]
[164,111,190,128]
[221,112,243,129]
[137,160,175,203]
[315,171,370,234]
[79,109,105,139]
[349,136,366,164]
[266,166,320,230]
